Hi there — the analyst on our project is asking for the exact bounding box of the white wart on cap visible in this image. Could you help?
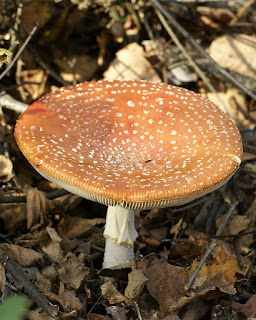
[15,80,242,210]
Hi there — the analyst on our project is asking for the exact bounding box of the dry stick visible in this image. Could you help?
[229,0,256,25]
[154,8,234,117]
[0,26,37,81]
[186,201,238,289]
[150,0,256,101]
[0,188,69,204]
[2,256,59,316]
[0,93,28,113]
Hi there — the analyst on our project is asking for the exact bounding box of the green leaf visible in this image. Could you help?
[0,48,12,64]
[0,295,29,320]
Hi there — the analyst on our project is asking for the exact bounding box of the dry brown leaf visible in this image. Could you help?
[58,281,83,311]
[189,252,237,295]
[36,272,52,293]
[21,69,48,100]
[103,43,161,82]
[124,268,148,300]
[106,306,128,320]
[200,88,253,128]
[0,243,43,267]
[231,294,256,318]
[57,252,90,289]
[57,214,105,239]
[0,202,27,232]
[218,205,255,254]
[40,227,64,263]
[101,281,129,305]
[15,228,49,248]
[54,55,98,82]
[0,154,13,182]
[24,185,54,229]
[36,272,83,312]
[27,310,56,320]
[209,34,256,80]
[144,261,191,313]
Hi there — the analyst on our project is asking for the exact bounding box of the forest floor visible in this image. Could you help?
[0,1,256,319]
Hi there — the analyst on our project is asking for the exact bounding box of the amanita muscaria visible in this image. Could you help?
[15,80,243,268]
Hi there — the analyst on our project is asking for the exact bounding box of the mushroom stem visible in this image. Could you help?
[103,206,138,268]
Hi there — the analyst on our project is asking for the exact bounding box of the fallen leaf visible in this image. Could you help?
[0,243,43,267]
[21,69,48,100]
[103,43,161,82]
[0,202,27,232]
[57,252,90,289]
[0,48,12,64]
[124,267,148,300]
[144,261,191,313]
[231,294,256,318]
[0,155,13,182]
[57,214,105,239]
[101,281,129,305]
[40,227,64,263]
[36,272,83,312]
[27,309,56,320]
[41,265,58,282]
[24,185,54,229]
[55,55,98,82]
[189,248,237,295]
[200,88,253,128]
[58,281,83,311]
[209,34,256,80]
[106,306,128,320]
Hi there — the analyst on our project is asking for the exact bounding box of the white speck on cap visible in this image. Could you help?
[15,80,243,210]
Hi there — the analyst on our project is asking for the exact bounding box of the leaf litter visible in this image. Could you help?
[0,0,256,319]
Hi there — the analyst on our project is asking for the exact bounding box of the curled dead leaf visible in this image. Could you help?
[24,185,55,229]
[101,281,129,305]
[144,261,191,313]
[0,243,43,267]
[40,227,64,263]
[57,252,90,289]
[124,268,148,300]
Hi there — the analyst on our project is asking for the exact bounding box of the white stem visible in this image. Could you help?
[103,238,135,269]
[103,206,138,268]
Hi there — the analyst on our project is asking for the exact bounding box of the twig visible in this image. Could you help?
[0,253,59,315]
[150,0,256,101]
[0,81,41,93]
[186,201,238,288]
[0,189,69,204]
[233,237,245,270]
[0,93,28,113]
[0,26,38,81]
[154,7,234,116]
[133,301,143,320]
[229,0,256,25]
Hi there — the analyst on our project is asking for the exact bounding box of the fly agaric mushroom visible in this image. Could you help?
[14,80,242,268]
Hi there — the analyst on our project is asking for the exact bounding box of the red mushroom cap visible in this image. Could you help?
[15,80,242,209]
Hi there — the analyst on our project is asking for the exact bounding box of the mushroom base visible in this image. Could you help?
[103,206,138,268]
[103,238,135,269]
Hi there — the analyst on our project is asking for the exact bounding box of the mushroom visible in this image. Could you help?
[14,80,242,268]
